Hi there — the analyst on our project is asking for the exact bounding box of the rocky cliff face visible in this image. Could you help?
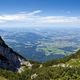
[0,36,27,71]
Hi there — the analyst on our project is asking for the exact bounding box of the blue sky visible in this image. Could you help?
[0,0,80,16]
[0,0,80,28]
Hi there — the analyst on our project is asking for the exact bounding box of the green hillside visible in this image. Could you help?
[1,50,80,80]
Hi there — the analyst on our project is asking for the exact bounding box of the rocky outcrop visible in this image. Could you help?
[0,36,27,71]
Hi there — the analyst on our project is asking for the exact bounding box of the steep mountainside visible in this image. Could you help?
[0,36,80,80]
[0,36,29,71]
[0,49,79,80]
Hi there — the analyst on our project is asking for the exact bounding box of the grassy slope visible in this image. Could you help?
[43,50,80,67]
[0,76,7,80]
[0,50,80,80]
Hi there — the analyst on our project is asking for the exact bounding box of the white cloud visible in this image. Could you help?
[27,10,41,15]
[0,10,80,27]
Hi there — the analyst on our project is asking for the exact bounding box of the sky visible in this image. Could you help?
[0,0,80,28]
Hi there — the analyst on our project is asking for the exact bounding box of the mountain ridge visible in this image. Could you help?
[0,36,80,80]
[0,36,32,71]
